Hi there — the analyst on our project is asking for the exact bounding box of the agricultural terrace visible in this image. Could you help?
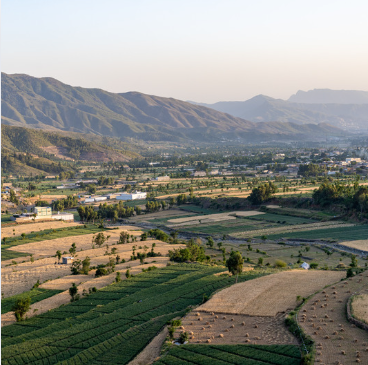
[298,272,368,365]
[1,220,80,238]
[1,227,179,298]
[1,264,268,365]
[154,344,301,365]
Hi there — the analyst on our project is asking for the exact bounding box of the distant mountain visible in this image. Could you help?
[193,92,368,130]
[1,73,345,142]
[288,89,368,104]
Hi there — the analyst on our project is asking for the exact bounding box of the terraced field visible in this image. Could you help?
[154,344,301,365]
[1,264,268,365]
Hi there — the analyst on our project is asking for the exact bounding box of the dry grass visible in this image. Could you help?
[298,273,368,364]
[177,311,297,345]
[352,293,368,323]
[338,240,368,252]
[199,270,345,316]
[1,220,80,238]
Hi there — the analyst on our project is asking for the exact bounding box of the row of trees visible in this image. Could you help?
[51,196,78,211]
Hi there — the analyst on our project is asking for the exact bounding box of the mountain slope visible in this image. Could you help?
[1,73,344,142]
[194,92,368,130]
[1,125,141,176]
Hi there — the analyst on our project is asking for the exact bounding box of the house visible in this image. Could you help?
[301,262,310,270]
[52,212,74,221]
[116,191,147,201]
[192,171,207,177]
[152,176,170,181]
[35,207,52,218]
[62,257,74,264]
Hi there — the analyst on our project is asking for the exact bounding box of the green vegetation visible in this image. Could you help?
[1,264,269,365]
[1,225,105,261]
[261,224,368,241]
[2,288,63,314]
[154,344,301,365]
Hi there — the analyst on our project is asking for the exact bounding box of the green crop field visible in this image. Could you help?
[1,264,269,365]
[2,288,63,314]
[1,225,105,261]
[179,205,225,214]
[154,344,301,365]
[261,224,368,241]
[1,214,13,223]
[243,212,318,225]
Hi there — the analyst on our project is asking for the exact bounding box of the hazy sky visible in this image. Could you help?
[2,0,368,102]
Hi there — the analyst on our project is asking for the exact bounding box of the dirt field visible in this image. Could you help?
[177,310,298,346]
[1,220,80,238]
[199,270,345,316]
[298,273,368,365]
[351,293,368,324]
[1,257,170,327]
[338,240,368,252]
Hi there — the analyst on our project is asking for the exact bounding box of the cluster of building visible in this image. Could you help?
[11,207,74,222]
[82,191,147,204]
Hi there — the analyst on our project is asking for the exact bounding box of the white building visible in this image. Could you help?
[152,176,170,181]
[52,212,74,221]
[116,191,147,201]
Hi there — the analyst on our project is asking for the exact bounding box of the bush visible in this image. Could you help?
[275,259,287,268]
[310,262,318,269]
[178,331,189,344]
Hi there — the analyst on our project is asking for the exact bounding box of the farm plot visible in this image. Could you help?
[1,264,268,365]
[177,310,297,346]
[262,224,368,241]
[351,293,368,324]
[241,212,318,225]
[1,221,80,238]
[298,273,368,365]
[199,270,345,316]
[232,222,354,239]
[154,344,301,365]
[1,225,107,262]
[337,240,368,252]
[1,239,178,297]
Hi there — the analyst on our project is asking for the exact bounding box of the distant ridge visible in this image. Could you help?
[288,89,368,104]
[1,73,345,142]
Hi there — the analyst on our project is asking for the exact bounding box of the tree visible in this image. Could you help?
[115,272,121,283]
[137,252,147,264]
[258,257,264,266]
[119,231,128,244]
[226,251,244,282]
[247,182,278,205]
[81,256,91,275]
[206,236,214,248]
[69,243,77,255]
[140,232,147,241]
[116,255,121,264]
[93,233,106,248]
[71,259,82,275]
[350,255,358,268]
[56,250,62,264]
[12,297,31,321]
[217,242,223,250]
[69,283,79,302]
[125,269,131,279]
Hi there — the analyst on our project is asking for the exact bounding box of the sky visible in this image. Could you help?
[1,0,368,103]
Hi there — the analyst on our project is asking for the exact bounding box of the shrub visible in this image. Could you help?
[275,259,287,268]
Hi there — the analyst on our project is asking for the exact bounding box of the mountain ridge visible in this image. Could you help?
[1,73,346,142]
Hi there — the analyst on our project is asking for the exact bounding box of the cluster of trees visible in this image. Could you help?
[58,171,75,180]
[97,176,115,186]
[97,202,135,221]
[247,182,278,205]
[169,239,206,262]
[77,206,98,222]
[51,196,78,211]
[298,163,326,177]
[313,179,368,212]
[146,200,166,212]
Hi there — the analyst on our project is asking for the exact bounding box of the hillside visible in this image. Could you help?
[1,125,140,175]
[194,93,368,131]
[1,73,344,142]
[288,89,368,104]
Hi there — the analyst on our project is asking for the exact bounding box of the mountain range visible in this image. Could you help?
[192,89,368,131]
[1,73,345,143]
